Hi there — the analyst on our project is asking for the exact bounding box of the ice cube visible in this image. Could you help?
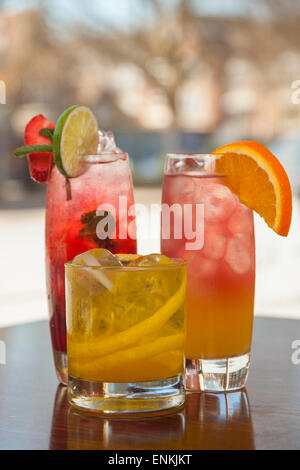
[116,254,142,266]
[233,232,253,250]
[189,255,217,279]
[202,225,227,260]
[166,175,197,204]
[66,250,119,335]
[183,250,217,280]
[108,252,185,333]
[73,248,122,266]
[72,248,122,290]
[170,157,203,174]
[199,258,217,278]
[128,253,175,266]
[225,235,251,274]
[199,183,237,223]
[111,254,181,332]
[227,205,253,234]
[97,130,122,153]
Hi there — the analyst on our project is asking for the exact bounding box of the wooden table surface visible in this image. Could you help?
[0,317,299,450]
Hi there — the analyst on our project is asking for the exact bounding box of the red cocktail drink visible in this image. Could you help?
[13,107,137,386]
[46,153,136,384]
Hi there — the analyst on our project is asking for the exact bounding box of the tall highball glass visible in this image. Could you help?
[46,150,136,385]
[161,154,255,392]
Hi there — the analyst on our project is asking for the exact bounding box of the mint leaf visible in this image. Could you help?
[14,144,53,157]
[39,128,54,140]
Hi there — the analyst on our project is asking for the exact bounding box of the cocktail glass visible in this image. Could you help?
[46,137,137,385]
[161,154,255,392]
[65,256,186,414]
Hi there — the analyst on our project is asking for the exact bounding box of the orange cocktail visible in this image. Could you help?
[161,141,292,393]
[161,154,255,392]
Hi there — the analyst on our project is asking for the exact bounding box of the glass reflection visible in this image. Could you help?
[49,384,254,450]
[49,385,70,450]
[184,389,255,449]
[67,409,185,450]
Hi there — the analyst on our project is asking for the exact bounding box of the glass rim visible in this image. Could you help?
[83,152,128,164]
[166,153,224,158]
[164,153,225,175]
[65,258,187,271]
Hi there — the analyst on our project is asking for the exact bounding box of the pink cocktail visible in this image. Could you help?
[161,154,255,392]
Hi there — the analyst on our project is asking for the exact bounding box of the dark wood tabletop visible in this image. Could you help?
[0,317,299,450]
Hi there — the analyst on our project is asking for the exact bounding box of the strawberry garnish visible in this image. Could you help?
[24,114,55,183]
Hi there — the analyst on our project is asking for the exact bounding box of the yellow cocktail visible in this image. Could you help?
[66,249,186,414]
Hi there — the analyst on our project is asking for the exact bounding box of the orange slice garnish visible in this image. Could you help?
[212,140,292,236]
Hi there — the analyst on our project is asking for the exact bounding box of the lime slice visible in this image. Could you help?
[53,105,99,178]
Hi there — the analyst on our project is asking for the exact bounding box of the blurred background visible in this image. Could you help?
[0,0,300,325]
